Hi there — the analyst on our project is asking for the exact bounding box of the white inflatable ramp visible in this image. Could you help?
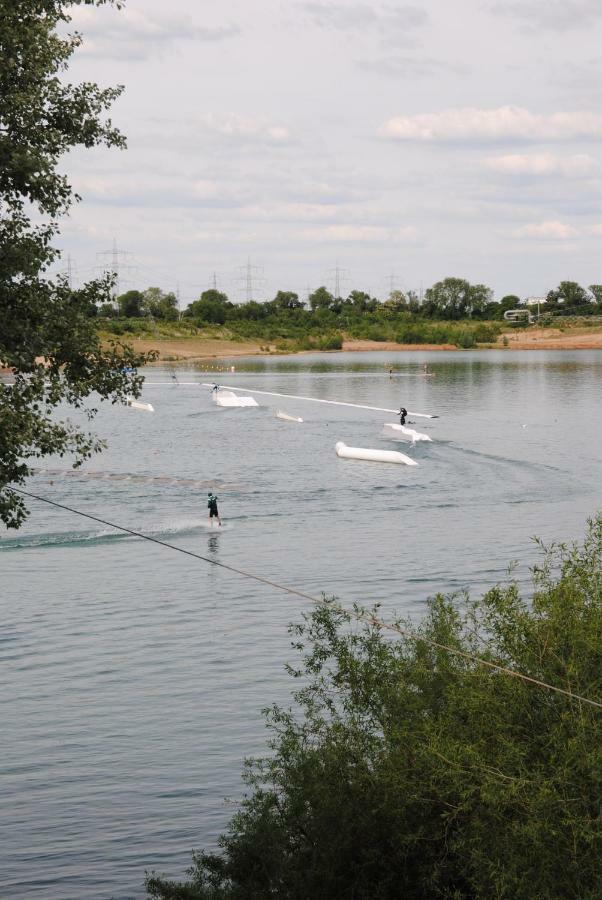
[382,423,432,443]
[276,410,303,422]
[335,441,418,466]
[126,398,154,412]
[214,390,258,408]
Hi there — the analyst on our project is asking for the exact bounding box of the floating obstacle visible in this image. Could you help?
[382,423,432,444]
[335,441,418,466]
[276,410,303,423]
[213,389,258,408]
[126,398,154,412]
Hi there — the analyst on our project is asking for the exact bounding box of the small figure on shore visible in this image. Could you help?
[207,492,222,526]
[399,407,408,425]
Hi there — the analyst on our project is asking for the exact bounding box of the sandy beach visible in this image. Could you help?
[495,326,602,350]
[125,326,602,362]
[6,326,597,372]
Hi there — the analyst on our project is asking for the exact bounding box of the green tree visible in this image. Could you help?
[382,289,408,312]
[588,284,602,306]
[468,282,493,318]
[500,294,521,308]
[142,287,179,321]
[424,278,492,320]
[345,289,378,313]
[308,285,334,311]
[185,289,232,325]
[0,0,150,528]
[273,290,303,311]
[117,289,144,318]
[147,516,602,899]
[199,289,230,306]
[546,281,591,309]
[229,300,267,322]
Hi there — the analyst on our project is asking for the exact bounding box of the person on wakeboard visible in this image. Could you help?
[398,407,408,425]
[207,492,222,526]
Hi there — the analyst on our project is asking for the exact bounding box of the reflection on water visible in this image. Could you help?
[2,350,601,899]
[207,533,220,555]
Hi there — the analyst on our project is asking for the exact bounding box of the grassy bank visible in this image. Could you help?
[96,317,602,360]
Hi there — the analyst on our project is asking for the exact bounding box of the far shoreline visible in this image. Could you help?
[126,326,602,365]
[4,327,600,375]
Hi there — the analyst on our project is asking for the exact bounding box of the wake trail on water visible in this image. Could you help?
[0,518,235,551]
[438,443,563,473]
[31,469,250,492]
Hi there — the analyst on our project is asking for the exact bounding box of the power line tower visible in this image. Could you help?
[328,263,348,299]
[66,253,73,289]
[96,238,134,304]
[237,260,265,302]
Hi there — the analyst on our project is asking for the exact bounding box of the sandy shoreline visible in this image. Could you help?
[131,328,602,362]
[4,328,600,373]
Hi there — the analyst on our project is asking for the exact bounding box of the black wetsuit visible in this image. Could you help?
[399,407,407,425]
[208,495,219,518]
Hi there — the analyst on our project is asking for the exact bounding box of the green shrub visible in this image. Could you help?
[317,333,343,350]
[455,328,476,348]
[147,516,602,900]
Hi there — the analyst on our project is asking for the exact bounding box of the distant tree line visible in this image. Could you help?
[95,278,602,347]
[97,287,179,321]
[95,278,602,325]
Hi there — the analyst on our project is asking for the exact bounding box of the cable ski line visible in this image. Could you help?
[9,487,602,711]
[10,489,315,605]
[201,384,438,419]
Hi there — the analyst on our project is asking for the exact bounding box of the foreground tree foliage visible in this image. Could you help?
[0,0,151,527]
[147,517,602,899]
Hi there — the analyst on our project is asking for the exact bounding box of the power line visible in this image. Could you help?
[237,260,264,302]
[328,263,348,299]
[96,238,135,300]
[9,487,602,712]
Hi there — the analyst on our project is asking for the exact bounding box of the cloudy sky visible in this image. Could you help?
[60,0,602,304]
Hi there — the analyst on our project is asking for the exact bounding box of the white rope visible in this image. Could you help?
[201,384,438,419]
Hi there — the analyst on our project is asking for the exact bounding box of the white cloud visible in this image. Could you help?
[199,114,291,144]
[357,56,465,78]
[298,2,427,32]
[380,107,602,141]
[300,224,418,242]
[485,153,598,176]
[586,224,602,235]
[491,0,602,32]
[237,202,342,223]
[70,7,240,60]
[512,221,578,239]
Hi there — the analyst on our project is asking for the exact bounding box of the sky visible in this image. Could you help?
[58,0,602,305]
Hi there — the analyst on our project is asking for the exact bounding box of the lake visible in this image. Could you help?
[2,349,601,898]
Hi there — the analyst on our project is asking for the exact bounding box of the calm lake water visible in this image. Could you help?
[2,350,601,898]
